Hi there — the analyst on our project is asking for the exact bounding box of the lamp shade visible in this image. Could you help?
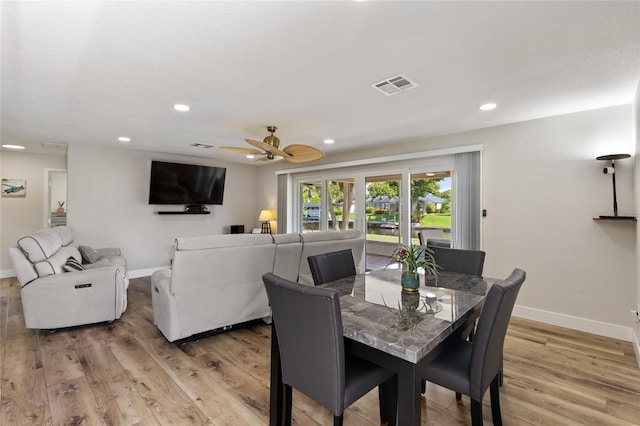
[259,209,275,222]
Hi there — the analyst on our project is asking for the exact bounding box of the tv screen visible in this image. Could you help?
[148,161,226,205]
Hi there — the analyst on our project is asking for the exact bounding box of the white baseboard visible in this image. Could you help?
[512,305,632,342]
[128,267,164,279]
[1,269,16,279]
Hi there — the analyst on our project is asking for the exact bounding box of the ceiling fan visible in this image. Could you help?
[220,126,325,163]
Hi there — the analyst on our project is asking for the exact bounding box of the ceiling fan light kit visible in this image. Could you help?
[220,126,325,163]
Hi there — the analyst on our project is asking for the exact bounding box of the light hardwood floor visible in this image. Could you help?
[1,276,639,425]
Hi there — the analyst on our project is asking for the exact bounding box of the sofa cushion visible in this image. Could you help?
[17,229,63,263]
[34,249,69,277]
[84,255,127,269]
[52,226,74,246]
[63,258,86,272]
[79,245,101,264]
[61,245,82,263]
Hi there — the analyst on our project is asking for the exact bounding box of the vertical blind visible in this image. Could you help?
[453,151,482,250]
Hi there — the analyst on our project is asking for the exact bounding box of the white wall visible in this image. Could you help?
[67,144,259,275]
[259,105,636,335]
[1,151,67,273]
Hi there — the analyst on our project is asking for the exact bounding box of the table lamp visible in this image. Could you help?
[259,209,275,234]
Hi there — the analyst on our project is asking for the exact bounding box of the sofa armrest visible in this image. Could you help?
[96,247,121,257]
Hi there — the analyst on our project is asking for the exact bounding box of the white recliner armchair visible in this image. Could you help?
[8,226,129,329]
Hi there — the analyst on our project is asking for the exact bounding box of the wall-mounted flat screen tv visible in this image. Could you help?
[148,161,226,205]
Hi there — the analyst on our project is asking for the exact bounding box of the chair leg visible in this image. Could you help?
[420,378,426,394]
[455,392,462,400]
[470,399,483,426]
[283,384,292,426]
[333,414,344,426]
[490,375,503,426]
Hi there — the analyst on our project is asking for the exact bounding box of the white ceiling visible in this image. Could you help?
[2,1,639,163]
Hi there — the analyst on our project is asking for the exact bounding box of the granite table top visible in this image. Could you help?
[322,267,500,364]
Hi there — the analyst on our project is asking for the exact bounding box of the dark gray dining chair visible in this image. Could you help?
[428,245,486,277]
[424,244,489,397]
[262,272,397,426]
[421,268,525,426]
[307,249,357,285]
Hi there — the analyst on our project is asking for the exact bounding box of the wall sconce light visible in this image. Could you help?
[258,209,275,234]
[596,153,633,219]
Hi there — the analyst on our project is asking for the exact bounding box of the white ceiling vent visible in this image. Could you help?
[371,74,419,96]
[41,142,68,150]
[191,143,214,149]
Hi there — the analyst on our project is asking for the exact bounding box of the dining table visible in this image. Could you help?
[269,266,499,426]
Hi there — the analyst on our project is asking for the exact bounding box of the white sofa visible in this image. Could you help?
[8,226,129,329]
[151,229,365,342]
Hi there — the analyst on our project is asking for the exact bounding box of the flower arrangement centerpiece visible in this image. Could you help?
[388,244,438,293]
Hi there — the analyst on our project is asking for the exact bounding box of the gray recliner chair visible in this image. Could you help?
[8,226,129,329]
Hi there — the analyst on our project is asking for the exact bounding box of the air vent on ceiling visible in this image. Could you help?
[191,143,214,149]
[371,74,419,96]
[41,142,68,150]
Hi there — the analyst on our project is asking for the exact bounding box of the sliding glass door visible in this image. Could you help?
[410,171,451,245]
[286,148,480,268]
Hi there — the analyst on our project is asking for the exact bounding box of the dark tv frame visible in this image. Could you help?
[149,161,226,212]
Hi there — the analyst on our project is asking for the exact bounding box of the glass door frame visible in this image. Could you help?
[291,155,454,244]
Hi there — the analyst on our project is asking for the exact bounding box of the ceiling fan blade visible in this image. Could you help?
[219,146,263,155]
[245,138,291,159]
[282,144,325,163]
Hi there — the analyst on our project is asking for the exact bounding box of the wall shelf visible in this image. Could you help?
[158,211,210,215]
[592,216,636,222]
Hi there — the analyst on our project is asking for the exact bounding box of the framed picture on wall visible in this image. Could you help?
[2,178,27,197]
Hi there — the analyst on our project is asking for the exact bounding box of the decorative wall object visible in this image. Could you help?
[2,178,26,197]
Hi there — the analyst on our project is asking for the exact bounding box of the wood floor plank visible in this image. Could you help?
[1,277,639,426]
[0,368,51,425]
[103,323,208,425]
[47,376,105,425]
[142,333,269,425]
[71,327,153,426]
[40,330,85,387]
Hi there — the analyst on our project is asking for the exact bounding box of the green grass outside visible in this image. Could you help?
[336,212,450,227]
[323,212,452,244]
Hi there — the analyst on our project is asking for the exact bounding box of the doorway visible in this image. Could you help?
[45,169,67,228]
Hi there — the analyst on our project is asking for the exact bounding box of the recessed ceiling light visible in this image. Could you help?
[118,136,131,143]
[324,139,335,144]
[173,104,190,112]
[2,144,26,150]
[479,103,497,111]
[246,154,255,159]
